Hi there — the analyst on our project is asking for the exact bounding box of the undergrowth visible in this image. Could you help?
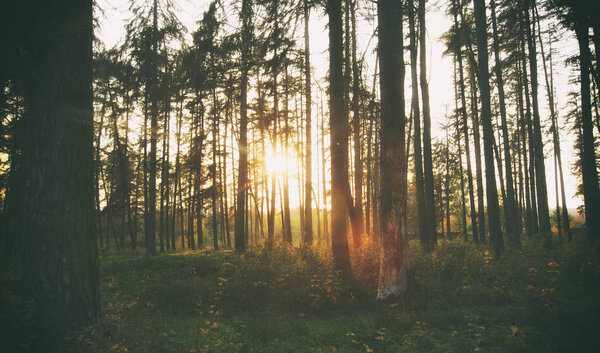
[1,234,599,352]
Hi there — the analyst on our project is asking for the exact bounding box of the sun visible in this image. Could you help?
[264,147,287,176]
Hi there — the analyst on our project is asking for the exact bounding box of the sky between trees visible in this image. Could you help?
[95,0,583,210]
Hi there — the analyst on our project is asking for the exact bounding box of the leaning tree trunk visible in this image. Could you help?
[20,0,99,341]
[377,0,408,299]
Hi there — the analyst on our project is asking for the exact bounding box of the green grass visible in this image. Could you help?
[2,235,600,352]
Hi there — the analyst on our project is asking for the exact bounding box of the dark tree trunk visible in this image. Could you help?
[573,3,600,237]
[408,0,427,249]
[473,0,503,255]
[146,0,159,256]
[304,0,313,245]
[20,0,99,340]
[491,0,519,248]
[235,0,251,252]
[418,0,437,250]
[524,1,551,243]
[452,0,479,243]
[351,0,364,245]
[327,0,351,276]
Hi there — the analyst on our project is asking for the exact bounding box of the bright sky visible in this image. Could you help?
[95,0,583,211]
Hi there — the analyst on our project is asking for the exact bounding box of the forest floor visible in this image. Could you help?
[2,234,600,352]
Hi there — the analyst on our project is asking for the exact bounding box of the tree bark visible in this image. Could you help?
[377,0,408,299]
[473,0,503,255]
[304,0,314,245]
[418,0,437,250]
[20,0,99,340]
[327,0,351,276]
[491,0,519,248]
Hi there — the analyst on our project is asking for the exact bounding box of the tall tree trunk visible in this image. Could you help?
[473,0,503,255]
[418,0,437,250]
[212,87,219,250]
[445,122,451,236]
[535,10,571,241]
[173,94,183,250]
[327,0,351,276]
[321,93,329,242]
[408,0,427,249]
[303,0,313,245]
[452,0,479,243]
[20,0,99,339]
[573,2,600,237]
[524,1,551,243]
[377,0,408,298]
[491,0,519,247]
[351,0,364,241]
[146,0,159,256]
[283,65,292,244]
[235,0,251,252]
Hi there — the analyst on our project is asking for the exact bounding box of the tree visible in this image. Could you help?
[418,0,438,250]
[523,0,551,242]
[304,0,314,245]
[473,0,504,255]
[235,0,253,252]
[490,0,520,248]
[327,0,352,276]
[19,0,99,343]
[377,0,408,298]
[408,0,428,249]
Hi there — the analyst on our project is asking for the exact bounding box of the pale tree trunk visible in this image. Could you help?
[377,0,408,299]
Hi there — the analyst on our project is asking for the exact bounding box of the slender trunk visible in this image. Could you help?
[491,0,519,248]
[351,0,364,241]
[212,86,219,250]
[283,65,292,244]
[473,0,503,255]
[303,1,313,245]
[408,0,427,249]
[418,0,437,250]
[235,0,251,252]
[452,0,479,243]
[524,1,551,241]
[146,0,159,256]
